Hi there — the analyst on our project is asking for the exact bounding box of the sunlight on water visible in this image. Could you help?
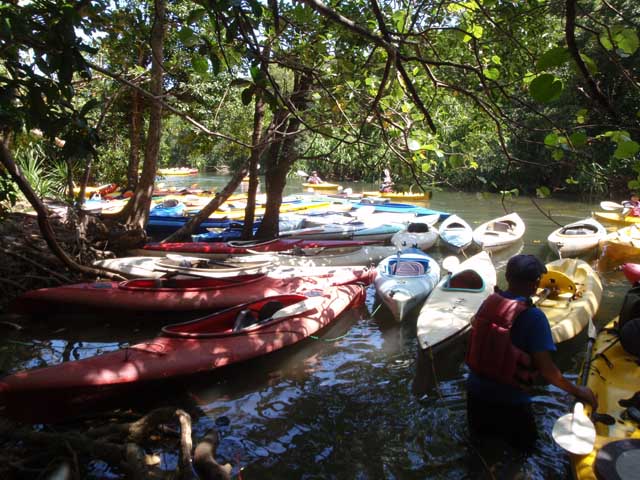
[2,182,634,478]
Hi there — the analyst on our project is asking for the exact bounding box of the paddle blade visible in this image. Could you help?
[271,296,324,320]
[600,201,625,211]
[296,169,309,177]
[442,256,460,272]
[552,402,595,455]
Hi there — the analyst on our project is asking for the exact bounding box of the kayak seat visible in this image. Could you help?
[232,301,285,332]
[232,309,259,332]
[445,270,484,291]
[392,261,426,276]
[489,221,514,233]
[407,222,430,233]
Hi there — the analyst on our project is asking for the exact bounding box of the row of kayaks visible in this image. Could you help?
[3,249,605,422]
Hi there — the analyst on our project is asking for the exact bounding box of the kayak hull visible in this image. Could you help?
[539,258,602,343]
[9,268,375,317]
[416,251,496,351]
[374,250,441,321]
[0,285,366,422]
[571,318,640,480]
[473,212,525,252]
[547,218,606,257]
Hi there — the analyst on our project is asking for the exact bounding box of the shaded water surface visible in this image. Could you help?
[0,179,632,478]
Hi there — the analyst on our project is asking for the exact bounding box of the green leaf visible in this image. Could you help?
[579,53,598,75]
[536,47,570,71]
[599,31,614,51]
[614,140,640,159]
[187,8,207,24]
[529,74,563,103]
[449,154,463,168]
[536,186,551,198]
[552,149,565,160]
[421,162,431,173]
[569,131,588,147]
[544,133,559,146]
[576,108,587,124]
[241,86,255,106]
[616,28,639,55]
[629,180,640,190]
[565,177,579,185]
[484,67,500,80]
[392,10,407,33]
[491,55,501,65]
[179,27,199,47]
[191,54,208,75]
[209,54,221,75]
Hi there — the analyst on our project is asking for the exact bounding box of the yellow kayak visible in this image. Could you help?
[363,191,432,202]
[537,258,602,343]
[598,225,640,271]
[572,318,640,479]
[302,182,341,192]
[593,211,640,227]
[158,167,198,176]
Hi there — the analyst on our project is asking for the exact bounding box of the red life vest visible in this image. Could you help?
[465,293,537,388]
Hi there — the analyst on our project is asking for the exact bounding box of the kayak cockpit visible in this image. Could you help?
[160,294,312,338]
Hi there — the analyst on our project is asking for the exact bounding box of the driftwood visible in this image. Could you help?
[0,407,230,479]
[194,430,233,480]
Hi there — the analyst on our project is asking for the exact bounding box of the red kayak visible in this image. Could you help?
[10,268,375,316]
[0,285,365,422]
[621,263,640,285]
[138,238,378,257]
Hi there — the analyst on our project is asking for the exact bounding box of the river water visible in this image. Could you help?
[1,175,632,478]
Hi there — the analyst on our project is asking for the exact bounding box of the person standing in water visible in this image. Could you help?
[465,254,597,450]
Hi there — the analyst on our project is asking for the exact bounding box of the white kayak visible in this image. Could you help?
[472,212,525,252]
[279,222,403,242]
[223,245,398,268]
[438,214,473,253]
[374,249,441,321]
[547,217,607,257]
[94,255,274,279]
[391,222,439,251]
[416,251,497,351]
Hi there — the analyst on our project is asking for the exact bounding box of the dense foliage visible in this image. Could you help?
[0,0,638,207]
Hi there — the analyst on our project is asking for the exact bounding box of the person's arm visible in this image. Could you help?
[532,351,598,409]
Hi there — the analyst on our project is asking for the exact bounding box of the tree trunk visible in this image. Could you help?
[127,88,143,191]
[116,0,165,228]
[241,94,266,239]
[126,48,146,191]
[255,73,312,239]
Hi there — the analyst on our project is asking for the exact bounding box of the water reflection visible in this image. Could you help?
[3,185,630,478]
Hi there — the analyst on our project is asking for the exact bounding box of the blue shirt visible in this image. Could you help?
[467,291,557,404]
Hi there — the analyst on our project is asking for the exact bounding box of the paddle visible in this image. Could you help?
[600,201,625,211]
[296,169,309,178]
[552,315,598,455]
[442,256,460,272]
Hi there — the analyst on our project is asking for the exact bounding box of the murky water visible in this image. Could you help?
[0,176,633,478]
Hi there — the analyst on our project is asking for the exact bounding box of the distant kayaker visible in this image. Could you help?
[623,192,640,216]
[307,171,323,185]
[379,168,394,193]
[465,254,598,450]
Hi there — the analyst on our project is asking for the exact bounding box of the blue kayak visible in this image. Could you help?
[351,199,450,219]
[146,216,246,237]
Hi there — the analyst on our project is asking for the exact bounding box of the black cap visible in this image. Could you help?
[506,254,547,283]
